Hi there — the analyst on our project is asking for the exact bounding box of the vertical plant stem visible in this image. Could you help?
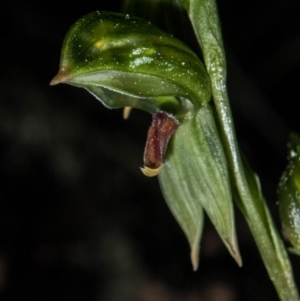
[180,0,299,300]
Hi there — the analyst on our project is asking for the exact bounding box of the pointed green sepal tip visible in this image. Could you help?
[159,105,241,269]
[278,133,300,254]
[51,11,211,117]
[159,156,204,271]
[50,68,69,86]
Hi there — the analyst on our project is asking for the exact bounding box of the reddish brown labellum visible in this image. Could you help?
[141,111,179,177]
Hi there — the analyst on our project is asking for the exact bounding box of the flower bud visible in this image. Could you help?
[278,133,300,255]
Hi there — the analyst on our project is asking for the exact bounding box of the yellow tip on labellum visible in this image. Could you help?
[123,107,132,119]
[140,164,164,177]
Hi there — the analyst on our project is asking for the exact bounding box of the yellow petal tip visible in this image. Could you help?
[235,253,243,267]
[223,238,242,267]
[190,236,201,271]
[140,164,164,177]
[123,107,132,119]
[191,249,199,271]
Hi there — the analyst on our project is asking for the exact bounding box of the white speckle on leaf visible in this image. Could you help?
[291,150,297,158]
[129,57,154,68]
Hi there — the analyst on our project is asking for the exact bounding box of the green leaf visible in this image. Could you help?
[278,133,300,254]
[51,11,211,117]
[159,105,241,269]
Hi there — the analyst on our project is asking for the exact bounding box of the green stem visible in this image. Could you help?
[180,0,299,300]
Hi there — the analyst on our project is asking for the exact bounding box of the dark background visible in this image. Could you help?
[1,0,300,300]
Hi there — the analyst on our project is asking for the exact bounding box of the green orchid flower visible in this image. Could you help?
[51,10,240,270]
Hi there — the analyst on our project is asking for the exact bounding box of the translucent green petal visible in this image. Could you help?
[159,156,204,271]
